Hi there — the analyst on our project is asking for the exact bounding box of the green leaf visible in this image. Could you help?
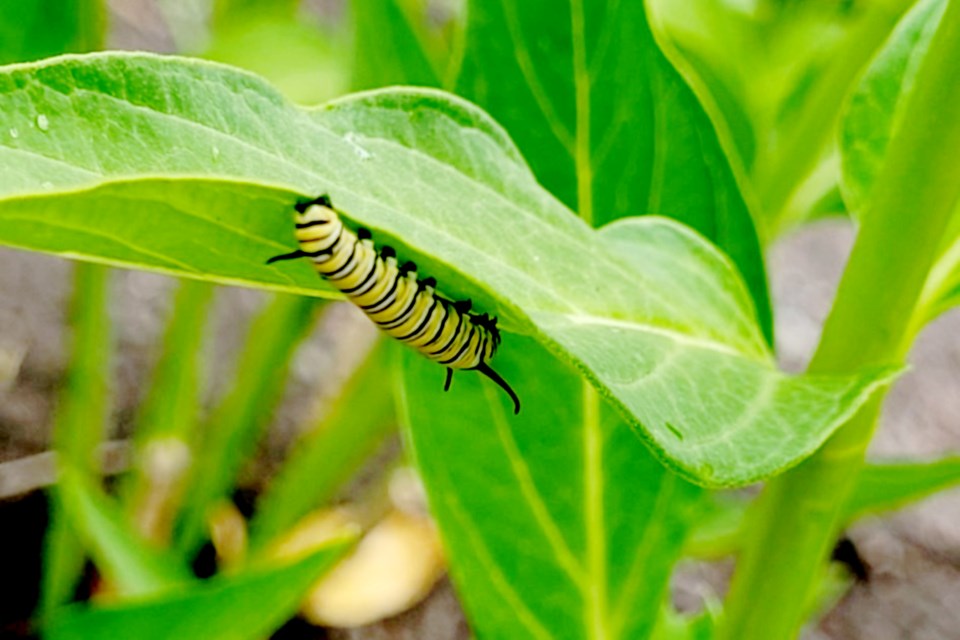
[840,0,947,212]
[455,0,772,344]
[651,1,910,237]
[203,2,350,105]
[587,217,894,485]
[400,338,705,639]
[317,89,893,486]
[351,0,442,90]
[56,467,193,597]
[918,217,960,325]
[43,537,355,640]
[840,0,960,328]
[0,0,104,64]
[647,0,760,171]
[0,180,328,295]
[42,497,87,616]
[0,54,893,485]
[845,456,960,522]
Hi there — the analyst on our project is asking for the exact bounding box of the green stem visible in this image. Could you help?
[41,263,112,615]
[173,293,320,557]
[723,2,960,637]
[119,279,214,540]
[247,339,394,553]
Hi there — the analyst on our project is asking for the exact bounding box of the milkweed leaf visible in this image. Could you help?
[400,340,705,640]
[455,0,772,344]
[43,536,354,640]
[0,0,103,65]
[0,53,893,486]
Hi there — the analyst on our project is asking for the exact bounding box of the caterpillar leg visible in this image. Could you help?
[444,367,454,391]
[475,362,521,415]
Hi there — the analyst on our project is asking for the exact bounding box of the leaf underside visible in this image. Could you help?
[0,53,892,486]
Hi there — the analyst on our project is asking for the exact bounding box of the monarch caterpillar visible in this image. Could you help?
[268,195,521,414]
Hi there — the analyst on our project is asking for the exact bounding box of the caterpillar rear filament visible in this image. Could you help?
[268,195,521,414]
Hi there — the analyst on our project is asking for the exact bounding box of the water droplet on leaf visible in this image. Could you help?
[344,132,373,160]
[35,114,49,131]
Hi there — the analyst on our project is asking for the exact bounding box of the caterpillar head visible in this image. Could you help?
[293,194,336,225]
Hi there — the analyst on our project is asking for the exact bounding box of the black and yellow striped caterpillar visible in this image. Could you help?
[268,195,520,414]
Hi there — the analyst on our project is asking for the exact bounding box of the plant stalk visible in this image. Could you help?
[723,2,960,637]
[41,263,112,615]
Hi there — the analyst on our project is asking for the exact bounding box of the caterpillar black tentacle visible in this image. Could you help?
[474,362,521,414]
[269,194,521,414]
[266,249,307,264]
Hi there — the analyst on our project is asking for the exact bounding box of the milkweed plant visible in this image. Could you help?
[1,0,959,638]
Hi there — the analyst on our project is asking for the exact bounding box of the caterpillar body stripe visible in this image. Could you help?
[268,195,521,414]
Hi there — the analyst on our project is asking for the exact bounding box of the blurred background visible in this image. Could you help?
[1,0,959,638]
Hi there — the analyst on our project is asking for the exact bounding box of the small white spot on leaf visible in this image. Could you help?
[344,132,373,160]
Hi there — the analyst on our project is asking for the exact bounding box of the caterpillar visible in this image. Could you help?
[268,195,521,414]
